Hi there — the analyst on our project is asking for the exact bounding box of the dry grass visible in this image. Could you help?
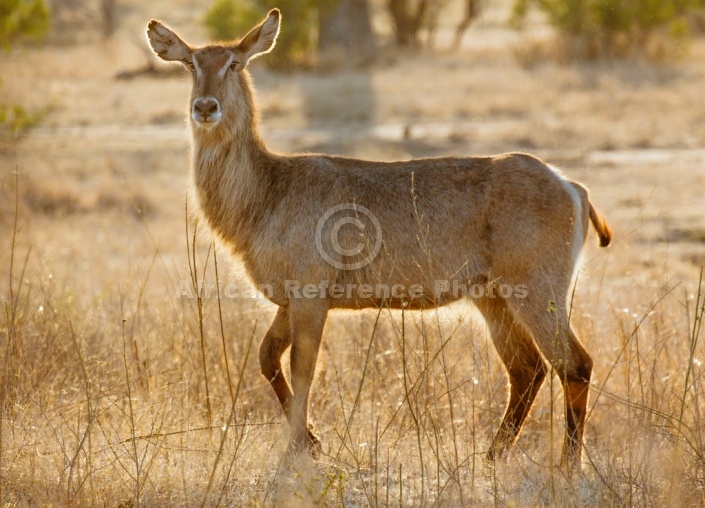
[1,204,703,506]
[2,0,705,506]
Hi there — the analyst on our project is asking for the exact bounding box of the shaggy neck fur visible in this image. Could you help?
[189,71,276,253]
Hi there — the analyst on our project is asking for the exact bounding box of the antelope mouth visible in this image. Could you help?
[192,112,222,129]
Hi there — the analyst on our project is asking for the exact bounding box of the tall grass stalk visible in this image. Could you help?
[67,320,96,505]
[185,198,213,426]
[201,321,258,507]
[121,305,141,507]
[1,169,31,503]
[0,170,18,503]
[334,307,383,461]
[679,267,704,428]
[435,311,465,506]
[399,307,425,506]
[213,245,235,403]
[671,267,705,498]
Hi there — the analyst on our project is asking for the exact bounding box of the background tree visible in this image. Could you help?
[386,0,482,49]
[48,0,120,42]
[318,0,375,62]
[100,0,116,39]
[387,0,430,47]
[453,0,482,48]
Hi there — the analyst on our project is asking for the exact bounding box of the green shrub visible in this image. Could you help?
[202,0,262,42]
[0,0,50,139]
[202,0,332,68]
[0,0,49,49]
[0,103,45,140]
[512,0,705,58]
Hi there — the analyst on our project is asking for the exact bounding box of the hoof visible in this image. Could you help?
[307,427,322,458]
[485,441,509,464]
[559,452,583,476]
[287,425,322,458]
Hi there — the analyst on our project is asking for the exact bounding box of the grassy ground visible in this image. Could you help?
[1,1,705,506]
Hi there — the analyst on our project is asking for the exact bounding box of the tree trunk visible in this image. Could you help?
[101,0,116,39]
[387,0,429,47]
[318,0,376,57]
[453,0,481,49]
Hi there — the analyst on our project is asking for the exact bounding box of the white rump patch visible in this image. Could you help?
[548,164,584,268]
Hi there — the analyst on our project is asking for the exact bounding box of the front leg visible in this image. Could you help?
[259,307,293,417]
[288,298,328,455]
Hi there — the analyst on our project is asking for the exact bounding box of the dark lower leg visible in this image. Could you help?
[478,296,548,461]
[561,379,590,467]
[259,308,293,420]
[505,283,593,469]
[269,370,293,418]
[489,360,547,460]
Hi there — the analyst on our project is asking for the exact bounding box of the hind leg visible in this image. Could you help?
[476,296,547,460]
[508,285,593,468]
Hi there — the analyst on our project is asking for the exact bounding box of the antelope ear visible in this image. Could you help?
[238,9,281,66]
[146,20,193,64]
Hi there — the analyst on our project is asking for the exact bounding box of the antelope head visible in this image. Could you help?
[146,9,281,130]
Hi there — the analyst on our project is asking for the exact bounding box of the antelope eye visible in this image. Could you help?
[229,61,240,71]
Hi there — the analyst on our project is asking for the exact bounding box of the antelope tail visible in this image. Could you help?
[588,201,612,247]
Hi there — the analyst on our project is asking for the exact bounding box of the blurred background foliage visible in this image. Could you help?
[1,0,703,136]
[2,0,705,65]
[0,0,49,49]
[201,0,705,65]
[202,0,482,68]
[0,0,49,139]
[203,0,336,68]
[511,0,705,57]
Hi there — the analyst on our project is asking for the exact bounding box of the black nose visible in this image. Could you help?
[193,96,220,120]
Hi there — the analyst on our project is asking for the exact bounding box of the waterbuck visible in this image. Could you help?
[147,9,611,468]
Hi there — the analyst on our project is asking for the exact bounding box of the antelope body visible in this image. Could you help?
[147,9,611,467]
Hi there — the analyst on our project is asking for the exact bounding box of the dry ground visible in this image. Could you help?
[1,1,705,506]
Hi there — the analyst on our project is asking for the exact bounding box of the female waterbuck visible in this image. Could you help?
[147,9,611,468]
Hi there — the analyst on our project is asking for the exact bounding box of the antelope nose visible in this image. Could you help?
[192,96,220,121]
